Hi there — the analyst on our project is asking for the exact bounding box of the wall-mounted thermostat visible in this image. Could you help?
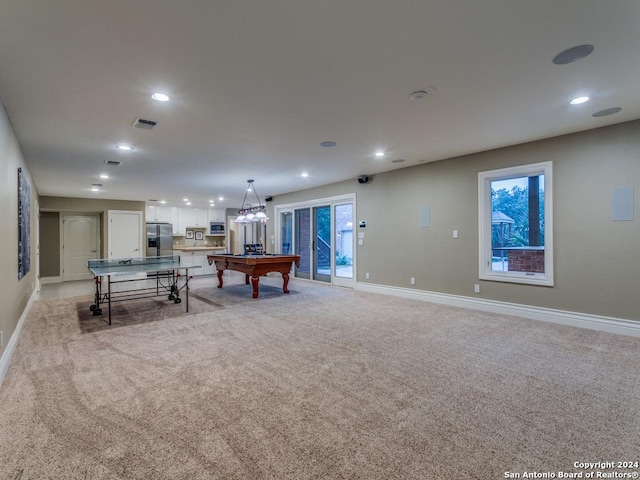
[359,220,367,229]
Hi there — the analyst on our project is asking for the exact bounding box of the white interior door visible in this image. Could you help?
[62,214,99,281]
[108,210,143,258]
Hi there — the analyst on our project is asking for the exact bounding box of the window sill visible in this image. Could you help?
[479,271,554,287]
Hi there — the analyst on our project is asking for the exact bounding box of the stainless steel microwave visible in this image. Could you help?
[210,222,225,235]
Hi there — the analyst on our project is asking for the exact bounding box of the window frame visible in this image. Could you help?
[478,161,554,287]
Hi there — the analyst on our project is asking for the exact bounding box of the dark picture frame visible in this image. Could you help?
[185,229,194,239]
[18,168,31,280]
[195,231,203,241]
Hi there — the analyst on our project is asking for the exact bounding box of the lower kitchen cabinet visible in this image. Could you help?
[174,250,221,276]
[177,251,205,276]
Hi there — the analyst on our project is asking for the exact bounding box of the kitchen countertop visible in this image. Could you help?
[173,246,227,252]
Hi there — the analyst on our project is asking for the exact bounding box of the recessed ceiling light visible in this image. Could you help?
[570,96,590,105]
[218,196,224,201]
[592,107,622,117]
[91,187,100,192]
[160,200,167,204]
[375,151,385,157]
[99,174,109,179]
[186,202,191,206]
[151,92,170,102]
[301,172,309,177]
[553,44,594,65]
[183,198,189,202]
[116,145,133,151]
[320,141,337,148]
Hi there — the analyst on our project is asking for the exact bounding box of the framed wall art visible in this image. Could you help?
[18,168,31,280]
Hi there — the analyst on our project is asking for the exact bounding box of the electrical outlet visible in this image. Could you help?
[365,272,370,279]
[410,277,416,285]
[474,284,480,294]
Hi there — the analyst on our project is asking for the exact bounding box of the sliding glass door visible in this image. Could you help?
[313,206,331,282]
[276,194,355,288]
[333,203,353,284]
[294,209,310,280]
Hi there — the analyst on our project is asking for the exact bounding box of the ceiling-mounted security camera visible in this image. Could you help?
[357,175,370,184]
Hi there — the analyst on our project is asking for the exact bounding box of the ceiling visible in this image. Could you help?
[1,1,639,210]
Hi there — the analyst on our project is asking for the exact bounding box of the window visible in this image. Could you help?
[478,161,553,286]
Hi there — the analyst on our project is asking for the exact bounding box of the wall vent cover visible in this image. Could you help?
[104,160,122,166]
[133,118,157,129]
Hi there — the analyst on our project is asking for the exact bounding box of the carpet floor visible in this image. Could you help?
[1,275,639,479]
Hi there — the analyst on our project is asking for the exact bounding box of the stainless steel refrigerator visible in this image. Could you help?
[146,222,173,257]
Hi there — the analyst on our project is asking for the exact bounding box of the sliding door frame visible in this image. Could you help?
[274,193,356,288]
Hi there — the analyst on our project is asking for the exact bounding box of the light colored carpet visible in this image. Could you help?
[1,275,639,479]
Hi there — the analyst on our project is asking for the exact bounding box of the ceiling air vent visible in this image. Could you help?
[133,118,157,130]
[104,160,122,166]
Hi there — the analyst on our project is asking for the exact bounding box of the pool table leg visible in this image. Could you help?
[282,273,290,293]
[250,275,260,298]
[217,269,224,288]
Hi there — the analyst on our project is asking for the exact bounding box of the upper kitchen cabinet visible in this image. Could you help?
[175,207,209,234]
[194,208,208,227]
[208,208,225,222]
[177,208,195,234]
[170,207,179,234]
[146,205,172,223]
[149,205,225,235]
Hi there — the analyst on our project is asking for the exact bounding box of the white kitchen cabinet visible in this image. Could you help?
[158,206,171,222]
[179,251,205,276]
[176,207,208,232]
[208,208,225,223]
[146,205,171,222]
[146,205,155,221]
[170,207,179,234]
[177,208,195,234]
[194,208,208,227]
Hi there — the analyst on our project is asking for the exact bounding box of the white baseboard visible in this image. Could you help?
[40,276,62,284]
[356,282,640,338]
[0,287,38,388]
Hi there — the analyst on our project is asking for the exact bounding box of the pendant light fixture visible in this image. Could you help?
[235,179,269,223]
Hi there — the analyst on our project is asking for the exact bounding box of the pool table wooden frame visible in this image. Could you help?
[207,254,301,298]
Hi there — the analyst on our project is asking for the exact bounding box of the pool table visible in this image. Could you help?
[207,254,301,298]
